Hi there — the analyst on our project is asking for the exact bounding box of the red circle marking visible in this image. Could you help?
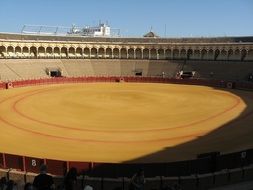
[0,84,248,143]
[12,86,242,133]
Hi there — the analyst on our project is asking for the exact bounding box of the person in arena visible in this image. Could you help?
[33,164,55,190]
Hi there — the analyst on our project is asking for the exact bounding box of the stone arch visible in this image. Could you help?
[180,49,187,59]
[22,46,29,57]
[201,49,208,60]
[68,47,75,58]
[15,46,21,52]
[173,49,180,59]
[7,46,14,52]
[245,49,253,61]
[165,49,172,59]
[76,47,82,58]
[83,47,90,58]
[128,48,135,59]
[15,46,22,57]
[54,47,60,58]
[113,48,120,58]
[135,48,142,59]
[217,49,227,60]
[61,47,68,58]
[208,49,214,60]
[0,46,6,57]
[227,49,234,60]
[46,47,53,53]
[38,46,46,58]
[214,49,220,60]
[105,48,112,58]
[158,49,165,59]
[91,48,97,58]
[187,49,193,60]
[150,48,157,59]
[193,49,200,60]
[240,49,246,61]
[143,48,149,59]
[46,47,53,58]
[232,49,241,60]
[30,46,37,58]
[98,47,105,58]
[120,48,127,59]
[7,46,15,57]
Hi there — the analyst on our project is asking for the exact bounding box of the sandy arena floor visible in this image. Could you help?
[0,83,253,163]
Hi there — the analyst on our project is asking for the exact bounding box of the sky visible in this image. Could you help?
[0,0,252,37]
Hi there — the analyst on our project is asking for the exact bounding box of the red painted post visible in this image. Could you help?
[22,156,26,172]
[90,162,94,170]
[3,153,6,168]
[67,161,70,172]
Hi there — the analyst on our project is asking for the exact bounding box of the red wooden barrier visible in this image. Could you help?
[236,82,253,90]
[46,159,67,176]
[2,77,243,90]
[0,153,4,168]
[25,157,44,173]
[5,154,23,171]
[68,161,91,174]
[0,82,5,90]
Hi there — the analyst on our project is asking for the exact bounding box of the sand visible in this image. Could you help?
[0,83,252,163]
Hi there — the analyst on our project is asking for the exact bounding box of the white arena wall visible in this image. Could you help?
[0,59,252,81]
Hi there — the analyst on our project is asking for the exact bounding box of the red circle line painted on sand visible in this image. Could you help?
[11,85,242,133]
[0,114,202,144]
[0,84,249,144]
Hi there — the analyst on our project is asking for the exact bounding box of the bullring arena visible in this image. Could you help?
[1,33,253,189]
[0,81,253,163]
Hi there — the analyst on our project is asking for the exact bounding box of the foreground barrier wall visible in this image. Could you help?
[0,141,246,176]
[0,82,5,89]
[1,166,253,190]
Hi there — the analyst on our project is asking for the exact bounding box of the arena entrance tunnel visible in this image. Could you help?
[46,67,62,77]
[0,77,253,178]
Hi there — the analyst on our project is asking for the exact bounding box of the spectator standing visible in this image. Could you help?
[33,164,55,190]
[64,167,78,190]
[0,177,7,190]
[6,180,17,190]
[24,183,34,190]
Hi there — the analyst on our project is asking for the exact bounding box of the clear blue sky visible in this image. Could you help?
[0,0,252,37]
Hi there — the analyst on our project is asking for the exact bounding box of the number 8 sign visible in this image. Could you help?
[31,159,37,167]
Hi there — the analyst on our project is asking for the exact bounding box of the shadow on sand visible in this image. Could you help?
[126,87,253,163]
[87,86,253,177]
